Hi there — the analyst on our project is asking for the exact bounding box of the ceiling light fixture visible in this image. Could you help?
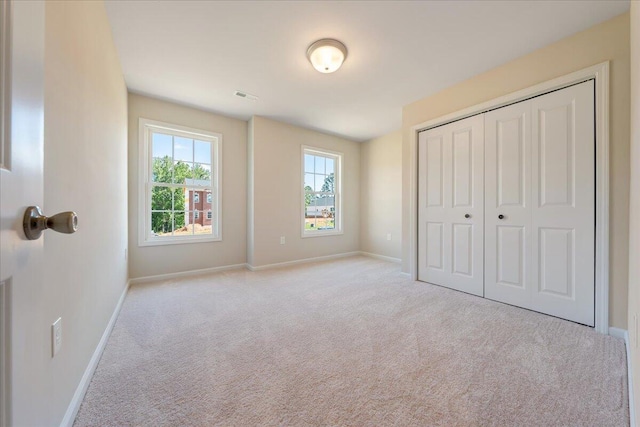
[306,39,348,74]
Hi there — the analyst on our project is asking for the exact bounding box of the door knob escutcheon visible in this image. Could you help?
[23,206,78,240]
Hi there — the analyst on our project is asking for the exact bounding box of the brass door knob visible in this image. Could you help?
[23,206,78,240]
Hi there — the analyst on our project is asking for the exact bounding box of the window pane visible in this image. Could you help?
[321,173,334,192]
[326,158,334,175]
[194,163,211,182]
[304,154,315,173]
[151,211,172,236]
[315,174,326,192]
[194,139,211,164]
[315,156,325,175]
[151,186,173,211]
[152,156,173,183]
[173,188,186,212]
[174,137,193,162]
[305,197,317,231]
[320,195,336,230]
[304,173,315,191]
[173,161,193,184]
[174,212,186,234]
[152,133,172,158]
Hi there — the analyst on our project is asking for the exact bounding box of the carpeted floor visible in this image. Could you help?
[74,256,628,426]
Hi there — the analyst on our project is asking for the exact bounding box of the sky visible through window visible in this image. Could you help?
[152,132,211,164]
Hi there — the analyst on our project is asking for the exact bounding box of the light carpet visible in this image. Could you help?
[74,256,628,426]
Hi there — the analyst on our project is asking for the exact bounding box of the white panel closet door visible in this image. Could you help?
[530,81,595,326]
[485,80,595,325]
[418,115,484,296]
[484,101,532,309]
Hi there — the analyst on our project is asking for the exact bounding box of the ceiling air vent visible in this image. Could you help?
[234,90,259,101]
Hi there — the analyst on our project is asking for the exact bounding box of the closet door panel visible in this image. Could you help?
[418,115,484,296]
[531,80,595,326]
[484,102,532,308]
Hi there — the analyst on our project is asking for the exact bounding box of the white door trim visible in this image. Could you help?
[408,61,610,334]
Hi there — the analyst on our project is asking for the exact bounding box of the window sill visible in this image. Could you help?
[301,230,344,239]
[139,235,222,247]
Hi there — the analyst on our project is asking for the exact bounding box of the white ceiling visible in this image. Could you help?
[105,1,629,141]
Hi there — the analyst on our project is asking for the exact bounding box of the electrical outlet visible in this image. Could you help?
[280,236,285,245]
[52,318,62,357]
[386,233,392,241]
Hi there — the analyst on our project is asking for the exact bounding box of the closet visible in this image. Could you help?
[418,80,595,326]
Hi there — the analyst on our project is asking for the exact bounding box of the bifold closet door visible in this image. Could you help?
[418,115,484,296]
[484,101,532,309]
[485,80,595,326]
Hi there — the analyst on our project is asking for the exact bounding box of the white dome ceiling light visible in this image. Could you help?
[306,39,348,74]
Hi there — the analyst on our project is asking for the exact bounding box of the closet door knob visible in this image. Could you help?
[464,214,471,219]
[498,214,505,220]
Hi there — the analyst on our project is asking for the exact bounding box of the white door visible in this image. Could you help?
[0,1,46,425]
[418,114,484,296]
[484,101,532,309]
[485,81,595,325]
[530,81,595,325]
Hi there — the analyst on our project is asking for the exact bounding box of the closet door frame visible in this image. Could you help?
[407,62,610,334]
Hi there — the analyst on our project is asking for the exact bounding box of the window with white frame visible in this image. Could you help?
[139,118,221,246]
[302,147,341,236]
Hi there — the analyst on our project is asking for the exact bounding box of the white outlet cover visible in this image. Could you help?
[52,317,62,357]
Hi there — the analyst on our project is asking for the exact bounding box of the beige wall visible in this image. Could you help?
[127,94,248,278]
[628,1,639,421]
[360,130,402,260]
[42,1,128,424]
[402,12,630,329]
[248,116,360,267]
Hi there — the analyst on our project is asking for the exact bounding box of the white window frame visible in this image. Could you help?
[193,192,200,204]
[138,118,222,246]
[301,146,343,238]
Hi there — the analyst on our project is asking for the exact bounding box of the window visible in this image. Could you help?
[206,192,212,204]
[139,118,221,246]
[207,211,212,220]
[302,147,342,237]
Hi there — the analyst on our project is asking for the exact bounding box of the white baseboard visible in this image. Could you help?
[129,263,247,285]
[359,251,401,264]
[610,327,635,427]
[60,279,131,427]
[247,251,360,271]
[399,272,411,278]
